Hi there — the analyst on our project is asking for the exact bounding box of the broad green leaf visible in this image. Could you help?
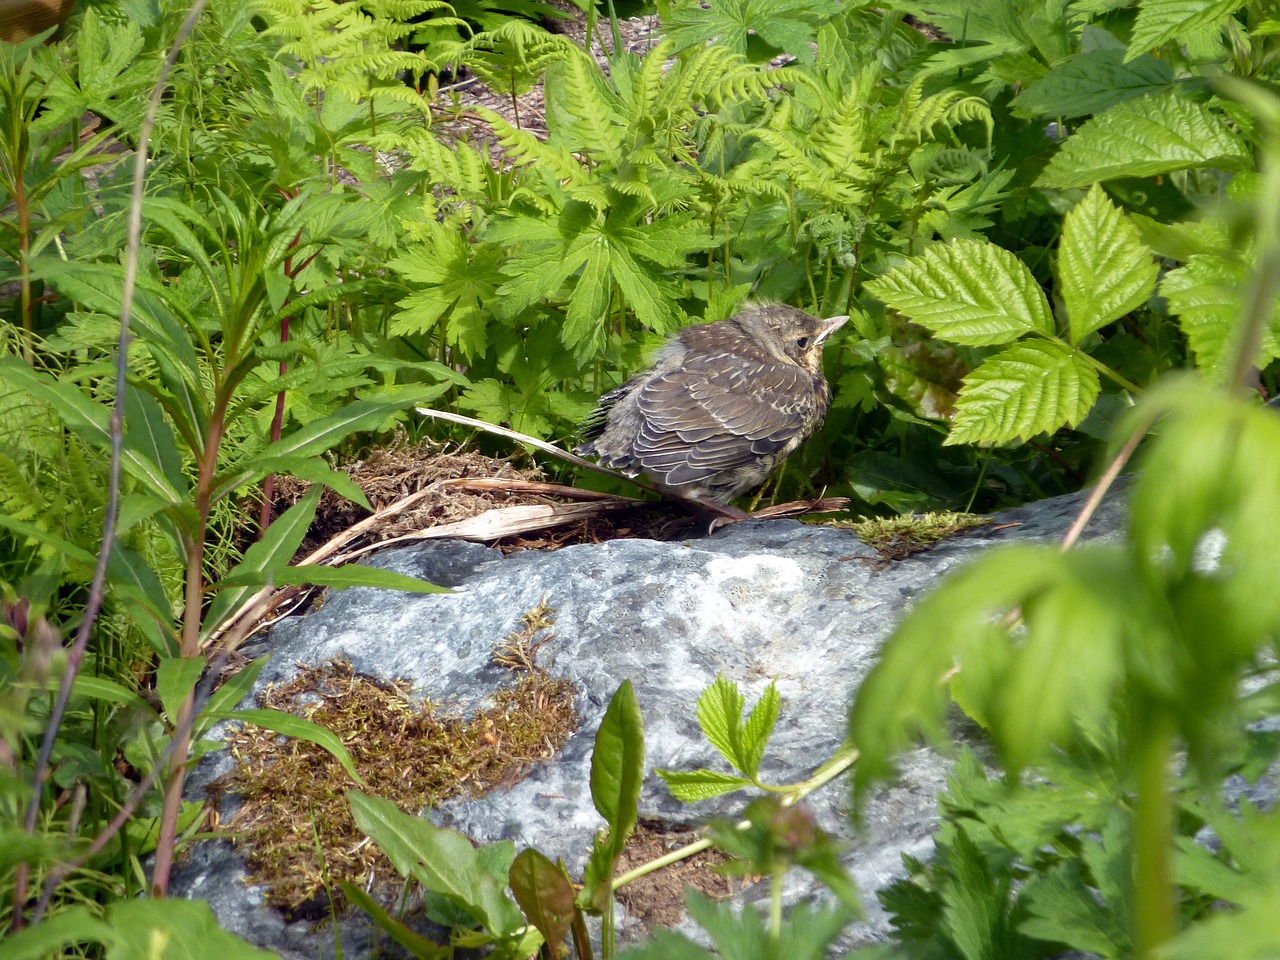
[0,829,78,873]
[947,340,1100,446]
[155,656,205,724]
[655,768,752,802]
[1012,45,1175,119]
[1162,888,1280,960]
[1160,253,1280,377]
[347,791,524,937]
[0,513,97,566]
[201,486,322,640]
[1037,92,1251,188]
[849,546,1081,797]
[107,544,176,656]
[212,454,370,507]
[340,881,450,959]
[105,898,277,960]
[222,708,364,786]
[0,905,116,960]
[590,679,645,857]
[216,563,447,594]
[993,559,1127,773]
[1059,184,1159,344]
[508,849,575,957]
[1126,0,1247,62]
[865,239,1054,346]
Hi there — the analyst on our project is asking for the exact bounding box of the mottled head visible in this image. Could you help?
[736,304,850,374]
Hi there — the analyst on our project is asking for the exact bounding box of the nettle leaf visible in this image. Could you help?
[662,0,840,64]
[1037,92,1251,188]
[1160,253,1280,377]
[1012,44,1176,119]
[865,239,1054,346]
[1059,183,1159,344]
[947,340,1100,446]
[1126,0,1247,62]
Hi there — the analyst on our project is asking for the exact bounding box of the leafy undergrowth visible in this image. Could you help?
[211,602,577,914]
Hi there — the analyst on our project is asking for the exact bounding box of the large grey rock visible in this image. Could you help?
[174,487,1129,958]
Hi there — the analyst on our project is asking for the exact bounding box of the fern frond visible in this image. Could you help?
[477,107,583,181]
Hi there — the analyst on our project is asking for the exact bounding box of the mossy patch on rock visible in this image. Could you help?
[209,600,577,915]
[823,510,990,564]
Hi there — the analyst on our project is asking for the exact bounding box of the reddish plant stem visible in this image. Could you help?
[257,227,318,536]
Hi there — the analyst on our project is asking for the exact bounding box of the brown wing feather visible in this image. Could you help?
[631,355,818,485]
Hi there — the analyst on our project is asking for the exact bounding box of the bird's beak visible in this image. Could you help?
[817,315,850,343]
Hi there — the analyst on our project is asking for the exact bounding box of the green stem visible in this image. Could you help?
[1133,710,1176,958]
[1071,342,1143,394]
[768,869,784,955]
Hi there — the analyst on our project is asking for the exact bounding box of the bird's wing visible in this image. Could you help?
[632,353,817,485]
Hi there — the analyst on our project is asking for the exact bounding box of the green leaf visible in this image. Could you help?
[340,881,450,959]
[1012,44,1176,119]
[1126,0,1247,61]
[195,658,267,738]
[1162,888,1280,960]
[741,681,780,779]
[155,656,205,724]
[0,905,116,960]
[1160,253,1280,377]
[1059,183,1159,344]
[103,898,277,960]
[655,768,752,802]
[694,674,746,772]
[202,486,322,640]
[1020,863,1129,954]
[946,340,1100,446]
[347,791,525,937]
[124,388,188,495]
[69,675,157,718]
[865,239,1054,346]
[590,679,646,857]
[662,0,840,64]
[508,849,576,957]
[0,359,182,504]
[267,389,451,461]
[1037,92,1251,188]
[222,708,365,786]
[218,563,448,594]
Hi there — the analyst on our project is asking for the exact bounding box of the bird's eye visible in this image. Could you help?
[795,336,810,349]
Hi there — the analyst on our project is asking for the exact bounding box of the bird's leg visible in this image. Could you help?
[665,492,750,533]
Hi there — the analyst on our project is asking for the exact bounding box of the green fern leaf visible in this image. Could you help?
[1058,184,1159,345]
[947,340,1100,446]
[866,239,1055,346]
[1037,91,1251,188]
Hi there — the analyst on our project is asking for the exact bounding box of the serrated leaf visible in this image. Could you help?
[865,240,1054,346]
[947,340,1100,446]
[1019,862,1128,955]
[741,681,780,779]
[1059,184,1159,344]
[655,768,752,802]
[1126,0,1246,61]
[1037,92,1250,188]
[1160,253,1280,377]
[1012,46,1175,119]
[695,674,747,771]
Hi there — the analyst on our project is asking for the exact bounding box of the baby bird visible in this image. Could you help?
[575,304,849,508]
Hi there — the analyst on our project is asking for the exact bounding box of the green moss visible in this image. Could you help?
[825,511,990,564]
[209,599,577,914]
